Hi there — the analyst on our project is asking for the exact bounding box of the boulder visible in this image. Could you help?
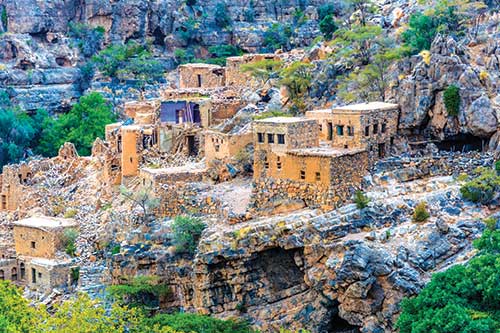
[465,95,498,138]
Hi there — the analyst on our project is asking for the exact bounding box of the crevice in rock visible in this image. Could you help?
[435,133,488,152]
[326,302,361,333]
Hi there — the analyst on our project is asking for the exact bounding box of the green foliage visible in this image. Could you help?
[68,22,105,57]
[176,18,201,45]
[71,267,80,283]
[354,190,370,209]
[443,85,460,116]
[62,228,78,257]
[214,3,232,29]
[396,227,500,333]
[240,59,283,85]
[145,312,254,333]
[263,23,292,52]
[279,61,314,111]
[185,0,197,6]
[1,6,7,30]
[483,217,498,231]
[401,13,437,55]
[319,14,338,40]
[460,168,500,204]
[108,276,170,309]
[92,42,163,86]
[495,160,500,174]
[205,44,243,66]
[171,215,206,254]
[120,185,160,222]
[413,202,430,222]
[253,110,291,120]
[111,244,121,255]
[317,3,337,21]
[244,1,255,22]
[38,92,115,157]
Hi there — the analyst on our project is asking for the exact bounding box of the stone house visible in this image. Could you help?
[13,216,78,259]
[178,63,225,89]
[306,102,399,158]
[12,216,78,294]
[0,258,23,283]
[0,163,32,211]
[252,117,371,210]
[204,127,253,164]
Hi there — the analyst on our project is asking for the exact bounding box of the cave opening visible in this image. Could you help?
[152,27,166,46]
[327,311,360,333]
[435,133,488,152]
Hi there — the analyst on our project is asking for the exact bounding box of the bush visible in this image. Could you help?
[244,1,255,22]
[185,0,197,6]
[171,216,206,254]
[68,23,105,57]
[495,160,500,175]
[1,6,7,30]
[108,276,170,309]
[354,190,370,209]
[413,202,430,222]
[61,228,79,257]
[145,312,254,333]
[214,3,232,29]
[401,13,437,55]
[319,14,338,40]
[396,228,500,332]
[253,110,291,120]
[443,85,460,116]
[262,23,292,52]
[460,168,500,204]
[317,3,337,21]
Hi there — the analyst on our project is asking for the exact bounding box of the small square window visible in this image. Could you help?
[38,272,42,278]
[300,170,306,180]
[277,134,285,144]
[381,123,387,133]
[277,162,282,169]
[257,133,264,143]
[315,172,321,181]
[215,145,220,152]
[365,126,370,136]
[267,133,275,144]
[347,126,354,136]
[31,242,36,249]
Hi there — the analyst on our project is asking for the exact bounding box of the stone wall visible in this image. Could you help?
[225,54,280,87]
[205,130,253,164]
[25,258,74,294]
[179,64,225,89]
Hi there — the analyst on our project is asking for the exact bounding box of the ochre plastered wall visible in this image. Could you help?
[13,227,59,258]
[205,131,253,163]
[179,64,225,89]
[121,126,142,178]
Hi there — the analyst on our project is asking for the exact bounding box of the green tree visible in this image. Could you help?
[443,85,460,116]
[214,3,232,29]
[279,61,314,112]
[120,185,160,223]
[68,23,105,57]
[108,276,170,309]
[344,0,377,26]
[171,215,206,255]
[460,167,500,204]
[401,13,438,55]
[241,59,284,86]
[319,14,338,40]
[330,24,382,66]
[38,92,115,157]
[396,226,500,333]
[145,312,254,333]
[262,23,292,52]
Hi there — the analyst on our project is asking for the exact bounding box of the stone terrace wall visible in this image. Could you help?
[375,151,495,182]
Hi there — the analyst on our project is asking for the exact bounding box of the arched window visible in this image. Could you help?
[20,263,25,280]
[11,267,17,281]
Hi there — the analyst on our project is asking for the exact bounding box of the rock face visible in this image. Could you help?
[393,34,500,141]
[0,0,329,112]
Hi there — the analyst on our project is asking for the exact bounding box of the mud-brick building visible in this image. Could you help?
[204,127,253,164]
[252,117,369,210]
[0,258,22,283]
[178,63,226,89]
[0,163,32,211]
[306,102,399,158]
[25,258,76,294]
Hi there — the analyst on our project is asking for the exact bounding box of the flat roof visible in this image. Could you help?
[179,63,223,69]
[141,166,207,175]
[332,102,399,113]
[13,216,77,230]
[254,117,312,124]
[288,146,366,158]
[30,257,73,267]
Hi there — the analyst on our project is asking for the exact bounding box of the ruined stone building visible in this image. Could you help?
[225,54,280,87]
[306,102,399,158]
[0,163,32,211]
[11,216,79,294]
[178,63,225,89]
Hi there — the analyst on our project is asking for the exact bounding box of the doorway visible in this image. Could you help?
[327,122,333,141]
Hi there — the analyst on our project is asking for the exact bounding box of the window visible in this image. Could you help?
[347,126,354,136]
[390,136,395,145]
[264,156,269,169]
[277,134,285,144]
[315,172,321,181]
[38,272,42,279]
[32,268,36,283]
[277,156,282,170]
[215,145,220,152]
[20,263,25,280]
[197,74,202,87]
[0,270,4,280]
[257,133,264,143]
[373,123,378,134]
[300,170,306,180]
[336,125,344,136]
[267,133,275,144]
[11,268,17,281]
[31,241,36,249]
[365,126,370,136]
[319,124,323,132]
[381,123,387,133]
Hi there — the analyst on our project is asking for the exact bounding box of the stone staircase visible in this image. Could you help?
[77,263,110,300]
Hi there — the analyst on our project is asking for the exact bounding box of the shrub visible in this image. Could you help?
[319,14,338,40]
[214,3,232,29]
[171,215,206,254]
[145,312,254,333]
[484,217,497,231]
[68,23,105,57]
[413,202,430,222]
[244,2,255,22]
[353,190,370,209]
[401,13,437,54]
[108,276,170,309]
[176,18,201,45]
[253,110,291,120]
[185,0,197,6]
[262,23,292,52]
[443,85,460,116]
[1,6,7,30]
[61,228,79,257]
[64,209,78,218]
[70,267,80,283]
[317,3,337,21]
[495,160,500,175]
[460,168,500,204]
[110,244,121,255]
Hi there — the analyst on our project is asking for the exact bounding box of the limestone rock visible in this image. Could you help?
[465,95,498,138]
